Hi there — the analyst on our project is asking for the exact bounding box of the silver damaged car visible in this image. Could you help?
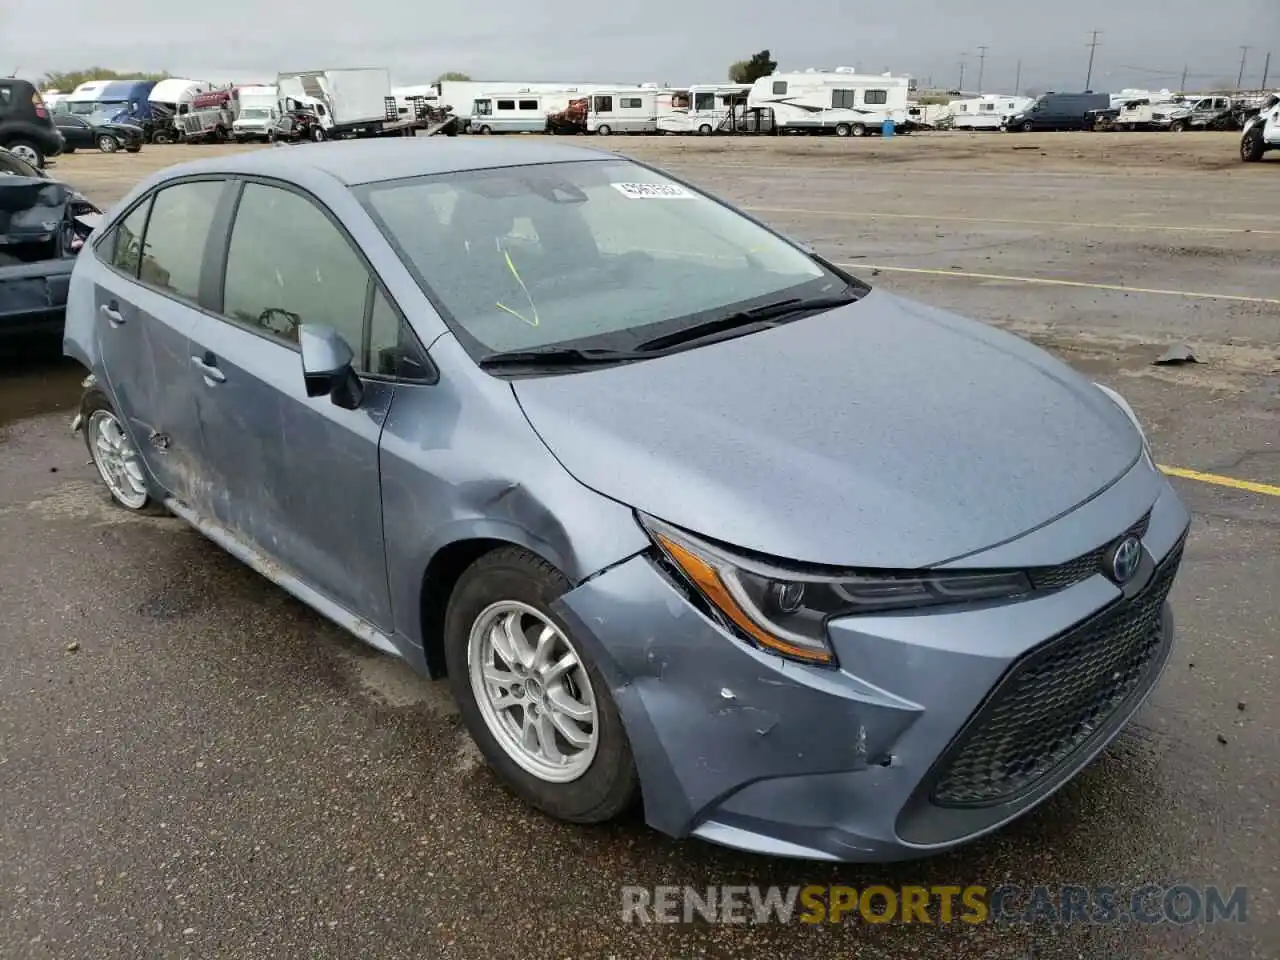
[63,139,1191,862]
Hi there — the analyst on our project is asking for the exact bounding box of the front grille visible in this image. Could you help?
[931,536,1183,807]
[1027,511,1151,591]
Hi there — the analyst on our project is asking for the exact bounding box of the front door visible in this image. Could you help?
[92,179,228,505]
[184,180,397,629]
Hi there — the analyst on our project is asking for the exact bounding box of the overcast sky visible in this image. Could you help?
[3,0,1277,93]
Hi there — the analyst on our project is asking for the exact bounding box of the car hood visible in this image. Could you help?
[511,289,1143,568]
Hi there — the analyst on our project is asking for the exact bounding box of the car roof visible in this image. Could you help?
[150,138,620,188]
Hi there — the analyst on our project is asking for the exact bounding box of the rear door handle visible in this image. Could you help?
[100,301,124,326]
[191,354,227,384]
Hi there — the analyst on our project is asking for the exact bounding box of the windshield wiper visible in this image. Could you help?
[477,346,648,370]
[634,290,862,353]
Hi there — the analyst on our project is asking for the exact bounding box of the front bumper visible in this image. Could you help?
[554,464,1190,862]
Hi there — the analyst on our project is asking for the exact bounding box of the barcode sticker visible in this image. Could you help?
[610,182,695,200]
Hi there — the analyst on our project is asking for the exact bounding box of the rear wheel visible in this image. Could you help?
[1241,130,1267,162]
[850,123,867,137]
[834,123,851,137]
[445,547,639,823]
[81,391,167,515]
[152,129,175,145]
[6,140,44,167]
[1022,120,1034,132]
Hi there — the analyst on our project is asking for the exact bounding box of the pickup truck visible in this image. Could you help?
[0,147,102,339]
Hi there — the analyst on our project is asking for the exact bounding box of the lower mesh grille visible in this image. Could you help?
[930,537,1184,807]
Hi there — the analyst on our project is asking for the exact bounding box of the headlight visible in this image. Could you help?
[641,515,1032,667]
[1094,382,1150,453]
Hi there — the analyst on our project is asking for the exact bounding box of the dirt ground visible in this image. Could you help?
[2,128,1277,959]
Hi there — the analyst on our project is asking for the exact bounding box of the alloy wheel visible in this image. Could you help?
[87,409,149,509]
[467,600,599,783]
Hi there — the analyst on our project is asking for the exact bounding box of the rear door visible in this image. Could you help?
[91,178,229,505]
[183,178,401,629]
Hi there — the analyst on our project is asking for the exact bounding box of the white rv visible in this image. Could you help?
[949,95,1033,130]
[586,87,664,134]
[746,69,912,135]
[658,84,751,134]
[470,92,571,133]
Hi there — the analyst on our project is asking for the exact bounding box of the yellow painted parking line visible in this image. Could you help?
[1159,466,1280,498]
[748,206,1280,237]
[835,262,1280,306]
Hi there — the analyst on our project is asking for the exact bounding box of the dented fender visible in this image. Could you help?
[552,553,921,839]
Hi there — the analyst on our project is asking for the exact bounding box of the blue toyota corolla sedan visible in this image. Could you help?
[63,138,1190,862]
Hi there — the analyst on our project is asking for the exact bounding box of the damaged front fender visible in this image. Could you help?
[552,553,921,840]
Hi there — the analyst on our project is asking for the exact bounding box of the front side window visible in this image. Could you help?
[356,159,847,361]
[105,198,152,276]
[594,96,613,112]
[694,92,715,111]
[222,182,372,363]
[474,99,492,116]
[0,86,12,108]
[137,180,225,299]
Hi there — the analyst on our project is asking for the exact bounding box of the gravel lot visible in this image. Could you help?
[1,131,1277,959]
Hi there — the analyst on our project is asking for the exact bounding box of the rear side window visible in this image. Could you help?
[138,180,225,301]
[0,86,12,109]
[106,199,153,277]
[221,182,371,361]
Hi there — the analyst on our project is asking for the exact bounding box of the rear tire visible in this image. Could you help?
[1022,120,1034,132]
[834,123,851,137]
[6,140,44,167]
[444,547,639,824]
[850,123,866,137]
[81,390,169,516]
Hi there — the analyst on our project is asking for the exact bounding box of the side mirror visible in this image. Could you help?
[299,324,363,410]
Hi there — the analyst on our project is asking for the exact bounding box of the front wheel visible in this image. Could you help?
[445,547,639,823]
[310,125,326,142]
[1170,120,1187,133]
[596,124,611,136]
[1022,120,1034,132]
[97,135,120,153]
[1241,130,1267,162]
[698,123,713,135]
[81,391,167,515]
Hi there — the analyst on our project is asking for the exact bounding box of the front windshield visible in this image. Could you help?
[354,158,846,359]
[240,108,269,119]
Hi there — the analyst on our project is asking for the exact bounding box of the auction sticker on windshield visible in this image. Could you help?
[611,182,696,200]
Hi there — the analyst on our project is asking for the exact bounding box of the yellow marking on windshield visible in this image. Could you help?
[495,248,540,327]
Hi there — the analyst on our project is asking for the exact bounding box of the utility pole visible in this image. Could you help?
[1179,65,1188,91]
[1014,59,1022,95]
[1085,30,1102,90]
[1237,46,1251,89]
[958,55,967,92]
[976,45,989,94]
[1262,52,1271,90]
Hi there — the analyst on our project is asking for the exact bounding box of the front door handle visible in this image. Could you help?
[100,301,124,326]
[191,354,227,385]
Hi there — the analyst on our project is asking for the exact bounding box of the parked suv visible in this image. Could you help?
[0,79,65,167]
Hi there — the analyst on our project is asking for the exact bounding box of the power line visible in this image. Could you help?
[976,45,988,94]
[1085,30,1102,90]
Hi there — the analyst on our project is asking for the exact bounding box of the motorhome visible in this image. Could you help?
[470,92,572,133]
[437,79,639,117]
[949,94,1032,130]
[231,85,280,142]
[277,68,411,139]
[657,84,751,134]
[746,69,912,135]
[586,87,665,135]
[147,78,210,143]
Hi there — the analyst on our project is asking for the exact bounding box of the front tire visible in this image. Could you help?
[97,134,119,153]
[81,391,167,515]
[444,547,639,823]
[596,124,611,136]
[1241,130,1266,162]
